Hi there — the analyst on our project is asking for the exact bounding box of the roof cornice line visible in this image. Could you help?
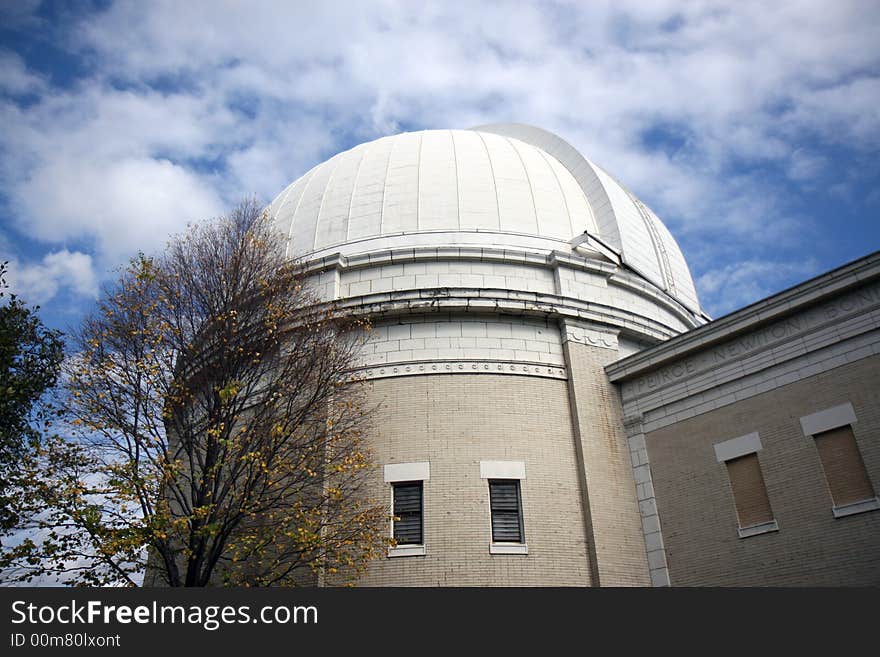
[606,250,880,381]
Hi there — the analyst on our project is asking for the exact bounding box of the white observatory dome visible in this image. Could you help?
[268,124,701,314]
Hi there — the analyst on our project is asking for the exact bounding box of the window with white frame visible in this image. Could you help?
[489,480,524,543]
[714,432,778,538]
[392,481,423,545]
[480,460,528,554]
[384,461,429,557]
[800,403,879,518]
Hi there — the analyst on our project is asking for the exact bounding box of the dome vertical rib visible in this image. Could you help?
[474,131,503,233]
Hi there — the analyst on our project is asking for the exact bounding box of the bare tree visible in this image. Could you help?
[1,200,386,586]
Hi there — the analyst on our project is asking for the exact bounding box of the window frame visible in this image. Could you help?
[384,461,430,557]
[480,460,528,555]
[724,452,778,538]
[391,480,424,546]
[488,479,525,544]
[799,404,879,519]
[714,433,779,539]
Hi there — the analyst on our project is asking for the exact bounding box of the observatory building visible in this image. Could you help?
[267,124,880,586]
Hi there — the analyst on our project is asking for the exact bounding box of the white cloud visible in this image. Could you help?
[696,258,820,317]
[1,83,230,261]
[16,156,225,260]
[3,249,98,306]
[782,77,880,146]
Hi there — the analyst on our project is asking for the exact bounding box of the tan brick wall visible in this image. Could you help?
[564,342,651,586]
[353,373,593,587]
[647,354,880,586]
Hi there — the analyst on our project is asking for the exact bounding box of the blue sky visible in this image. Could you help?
[1,0,879,333]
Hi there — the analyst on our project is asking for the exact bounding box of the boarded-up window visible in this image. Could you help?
[392,481,423,545]
[813,425,875,507]
[726,453,774,528]
[489,480,524,543]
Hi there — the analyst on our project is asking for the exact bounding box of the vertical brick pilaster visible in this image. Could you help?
[563,322,651,586]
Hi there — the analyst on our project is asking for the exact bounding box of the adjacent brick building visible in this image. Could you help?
[607,253,880,585]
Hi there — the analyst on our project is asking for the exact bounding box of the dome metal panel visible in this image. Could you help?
[418,129,459,231]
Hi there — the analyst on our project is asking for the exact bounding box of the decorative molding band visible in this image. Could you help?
[616,289,880,403]
[562,321,619,350]
[300,243,702,329]
[303,234,573,273]
[629,326,880,435]
[355,360,567,381]
[613,291,880,433]
[339,288,683,343]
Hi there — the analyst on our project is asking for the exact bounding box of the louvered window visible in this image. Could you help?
[489,480,524,543]
[392,481,423,545]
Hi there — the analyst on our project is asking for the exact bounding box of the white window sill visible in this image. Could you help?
[737,520,778,539]
[490,543,528,555]
[832,497,880,518]
[387,545,426,558]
